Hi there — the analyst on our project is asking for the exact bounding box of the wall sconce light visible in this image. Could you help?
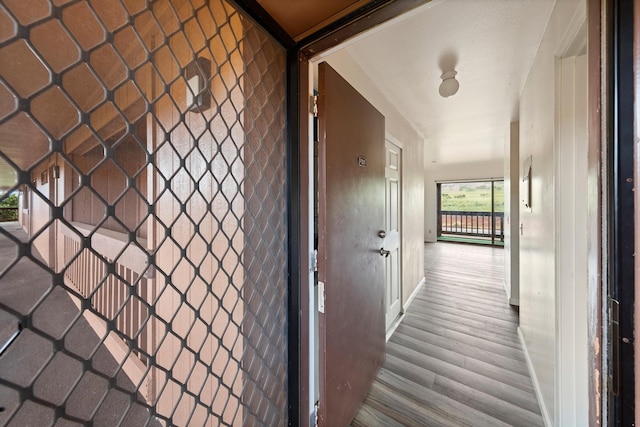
[185,57,211,112]
[439,70,459,98]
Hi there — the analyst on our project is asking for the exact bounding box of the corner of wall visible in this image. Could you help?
[403,276,425,311]
[509,121,520,305]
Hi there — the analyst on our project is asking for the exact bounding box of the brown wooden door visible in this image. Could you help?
[317,62,386,426]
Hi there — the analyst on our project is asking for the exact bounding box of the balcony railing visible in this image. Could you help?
[439,210,504,241]
[60,222,152,400]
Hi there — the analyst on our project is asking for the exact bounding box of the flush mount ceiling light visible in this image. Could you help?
[439,70,459,98]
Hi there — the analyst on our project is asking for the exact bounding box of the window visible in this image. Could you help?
[437,180,504,246]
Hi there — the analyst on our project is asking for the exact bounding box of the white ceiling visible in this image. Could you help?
[340,0,555,166]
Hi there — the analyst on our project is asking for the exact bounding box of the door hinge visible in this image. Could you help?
[311,249,318,272]
[313,400,320,427]
[609,297,620,396]
[311,95,318,117]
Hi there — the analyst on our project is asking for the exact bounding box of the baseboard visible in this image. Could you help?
[503,279,520,306]
[386,313,403,341]
[387,277,426,341]
[518,327,552,427]
[404,277,425,312]
[503,279,510,300]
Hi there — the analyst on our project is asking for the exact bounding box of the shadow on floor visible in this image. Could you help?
[0,222,158,426]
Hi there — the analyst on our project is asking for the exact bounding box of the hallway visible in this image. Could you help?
[352,243,543,426]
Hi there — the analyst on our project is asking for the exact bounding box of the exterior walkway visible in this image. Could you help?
[353,242,543,426]
[0,223,154,426]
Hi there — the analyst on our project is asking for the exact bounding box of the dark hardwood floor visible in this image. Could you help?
[352,242,543,427]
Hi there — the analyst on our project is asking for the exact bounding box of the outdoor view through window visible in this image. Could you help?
[438,181,504,246]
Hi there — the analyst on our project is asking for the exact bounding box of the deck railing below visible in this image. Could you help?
[439,210,504,241]
[60,222,152,398]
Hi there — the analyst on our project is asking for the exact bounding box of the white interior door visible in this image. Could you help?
[385,138,402,330]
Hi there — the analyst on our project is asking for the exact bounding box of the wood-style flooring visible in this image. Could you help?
[352,242,543,427]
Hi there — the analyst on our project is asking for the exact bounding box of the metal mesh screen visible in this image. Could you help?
[0,0,288,425]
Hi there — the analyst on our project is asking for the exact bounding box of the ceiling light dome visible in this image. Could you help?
[439,70,459,98]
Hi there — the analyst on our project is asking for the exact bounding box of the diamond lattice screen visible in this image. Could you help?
[0,0,288,425]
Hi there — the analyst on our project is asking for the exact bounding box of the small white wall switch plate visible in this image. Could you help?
[318,281,325,313]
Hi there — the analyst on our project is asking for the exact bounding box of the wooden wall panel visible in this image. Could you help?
[70,136,147,238]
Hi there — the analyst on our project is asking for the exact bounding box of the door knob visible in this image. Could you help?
[378,230,386,238]
[379,247,390,257]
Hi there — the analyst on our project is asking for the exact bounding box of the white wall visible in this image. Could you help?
[556,53,588,427]
[517,0,586,425]
[323,50,425,306]
[423,159,504,243]
[504,122,520,305]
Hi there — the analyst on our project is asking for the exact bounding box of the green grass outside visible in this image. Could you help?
[441,182,504,212]
[0,193,18,221]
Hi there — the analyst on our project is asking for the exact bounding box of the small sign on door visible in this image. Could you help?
[358,157,367,167]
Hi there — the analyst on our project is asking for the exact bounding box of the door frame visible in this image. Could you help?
[634,2,640,426]
[608,0,636,423]
[294,2,607,426]
[231,0,611,425]
[300,4,607,425]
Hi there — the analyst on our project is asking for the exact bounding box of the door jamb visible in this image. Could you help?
[634,1,640,425]
[586,0,606,424]
[608,0,636,423]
